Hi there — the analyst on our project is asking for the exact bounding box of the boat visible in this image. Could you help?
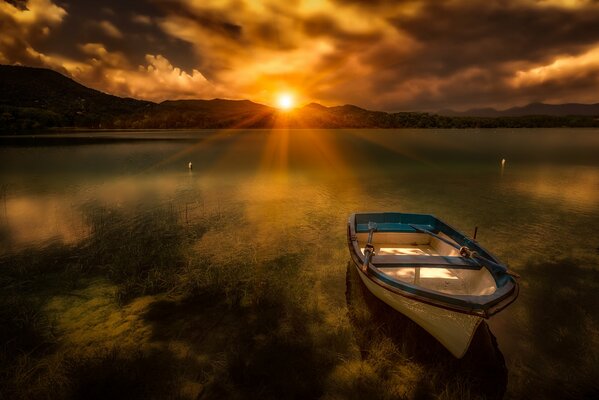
[347,212,519,358]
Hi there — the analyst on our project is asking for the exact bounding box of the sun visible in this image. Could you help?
[277,93,295,110]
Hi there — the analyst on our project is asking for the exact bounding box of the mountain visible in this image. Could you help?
[1,64,599,131]
[146,99,277,129]
[0,65,151,128]
[440,102,599,117]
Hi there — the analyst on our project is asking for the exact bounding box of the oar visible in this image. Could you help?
[362,222,377,272]
[408,224,516,276]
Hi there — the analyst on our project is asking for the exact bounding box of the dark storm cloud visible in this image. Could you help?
[40,0,196,71]
[350,0,599,110]
[2,0,599,109]
[154,0,243,40]
[0,0,67,69]
[331,0,408,7]
[389,1,599,75]
[153,0,298,55]
[301,13,383,43]
[5,0,27,10]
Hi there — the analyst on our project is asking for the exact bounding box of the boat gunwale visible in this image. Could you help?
[347,212,519,318]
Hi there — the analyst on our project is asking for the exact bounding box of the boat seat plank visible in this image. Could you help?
[370,254,482,269]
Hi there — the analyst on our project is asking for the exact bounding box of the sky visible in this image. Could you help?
[2,0,599,111]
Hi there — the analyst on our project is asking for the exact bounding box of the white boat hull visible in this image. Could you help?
[356,267,482,358]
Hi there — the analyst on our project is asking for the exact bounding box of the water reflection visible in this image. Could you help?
[3,194,88,249]
[0,128,598,398]
[509,166,599,212]
[500,258,599,399]
[345,263,508,399]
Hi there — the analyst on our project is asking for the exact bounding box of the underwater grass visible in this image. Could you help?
[79,203,205,304]
[5,200,593,399]
[1,345,189,400]
[0,202,340,399]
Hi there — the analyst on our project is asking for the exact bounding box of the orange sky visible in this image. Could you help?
[2,0,599,111]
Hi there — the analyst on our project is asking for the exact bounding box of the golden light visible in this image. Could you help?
[277,93,295,110]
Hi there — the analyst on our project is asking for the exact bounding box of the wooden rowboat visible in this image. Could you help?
[347,212,519,358]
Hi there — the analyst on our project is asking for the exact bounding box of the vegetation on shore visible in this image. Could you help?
[3,101,599,132]
[2,65,599,132]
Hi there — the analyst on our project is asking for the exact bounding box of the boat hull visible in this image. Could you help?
[346,212,519,358]
[354,264,482,358]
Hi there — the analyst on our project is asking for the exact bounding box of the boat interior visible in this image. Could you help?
[357,231,497,296]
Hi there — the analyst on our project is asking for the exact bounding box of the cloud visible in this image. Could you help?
[44,42,223,101]
[97,20,123,39]
[149,0,599,109]
[79,42,129,68]
[3,0,599,110]
[4,0,27,11]
[0,0,67,67]
[132,14,152,25]
[509,45,599,103]
[73,50,223,101]
[153,0,396,105]
[357,0,599,109]
[512,46,599,87]
[0,0,218,102]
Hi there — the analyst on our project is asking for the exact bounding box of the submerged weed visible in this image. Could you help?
[2,346,187,400]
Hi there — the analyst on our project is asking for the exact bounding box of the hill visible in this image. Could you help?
[0,65,151,129]
[133,99,278,129]
[440,102,599,117]
[1,65,599,130]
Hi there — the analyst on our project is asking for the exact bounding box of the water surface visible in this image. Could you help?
[1,129,598,399]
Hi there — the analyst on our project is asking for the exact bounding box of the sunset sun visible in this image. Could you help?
[277,93,295,110]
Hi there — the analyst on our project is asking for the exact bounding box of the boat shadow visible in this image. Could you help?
[345,261,508,399]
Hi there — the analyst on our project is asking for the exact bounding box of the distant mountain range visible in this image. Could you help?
[439,103,599,117]
[1,65,599,131]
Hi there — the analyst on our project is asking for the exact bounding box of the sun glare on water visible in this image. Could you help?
[277,93,295,110]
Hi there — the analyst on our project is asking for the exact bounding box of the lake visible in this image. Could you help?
[1,128,598,399]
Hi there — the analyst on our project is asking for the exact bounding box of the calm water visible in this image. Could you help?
[1,129,598,399]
